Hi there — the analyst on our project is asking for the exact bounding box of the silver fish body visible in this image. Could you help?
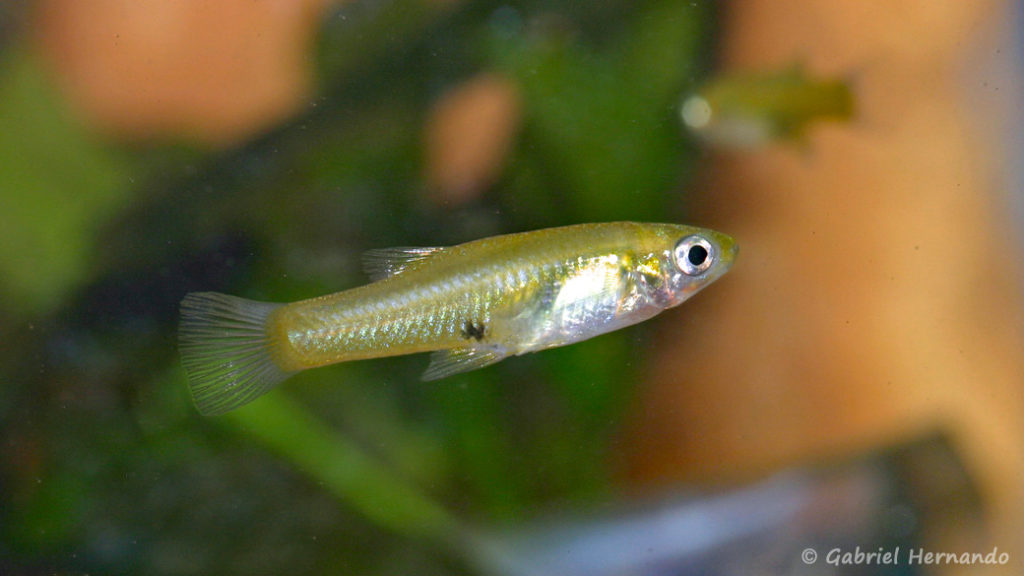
[179,222,737,415]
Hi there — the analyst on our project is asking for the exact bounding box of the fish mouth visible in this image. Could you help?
[707,230,738,273]
[724,240,739,268]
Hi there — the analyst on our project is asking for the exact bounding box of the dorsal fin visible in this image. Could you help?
[361,246,447,281]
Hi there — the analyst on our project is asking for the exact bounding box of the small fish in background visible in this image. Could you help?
[179,222,737,415]
[681,65,855,148]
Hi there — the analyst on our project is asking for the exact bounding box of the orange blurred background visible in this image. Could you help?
[35,0,335,145]
[621,0,1024,570]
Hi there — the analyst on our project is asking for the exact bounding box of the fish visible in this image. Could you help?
[179,222,737,415]
[680,64,855,148]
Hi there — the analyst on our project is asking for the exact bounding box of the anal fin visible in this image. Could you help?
[422,347,507,381]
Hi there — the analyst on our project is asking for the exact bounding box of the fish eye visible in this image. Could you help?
[674,235,715,276]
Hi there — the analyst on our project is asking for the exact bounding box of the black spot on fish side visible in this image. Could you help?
[461,320,486,341]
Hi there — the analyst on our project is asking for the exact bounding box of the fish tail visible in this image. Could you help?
[179,292,293,416]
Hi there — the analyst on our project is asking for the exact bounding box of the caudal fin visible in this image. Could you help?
[179,292,293,415]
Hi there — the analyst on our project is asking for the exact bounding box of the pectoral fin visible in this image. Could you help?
[422,347,507,381]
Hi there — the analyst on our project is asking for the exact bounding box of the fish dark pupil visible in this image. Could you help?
[461,321,486,341]
[688,245,709,266]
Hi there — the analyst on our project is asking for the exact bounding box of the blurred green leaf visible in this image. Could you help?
[619,0,710,101]
[224,393,459,543]
[428,370,525,520]
[492,0,709,223]
[6,467,89,552]
[0,50,133,315]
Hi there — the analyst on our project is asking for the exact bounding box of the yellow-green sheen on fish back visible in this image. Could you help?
[179,222,737,415]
